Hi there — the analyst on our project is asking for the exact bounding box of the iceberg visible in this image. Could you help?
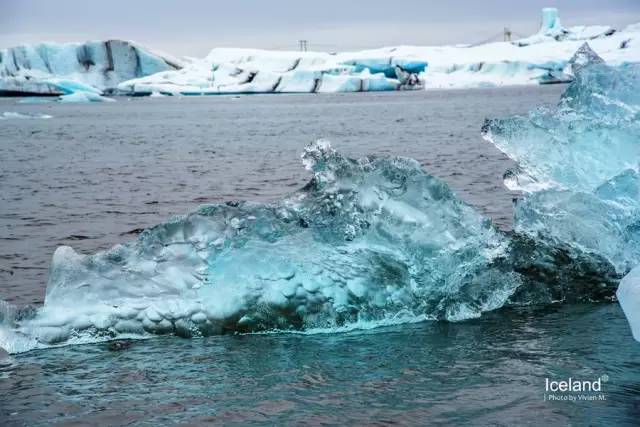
[14,88,116,104]
[564,43,605,76]
[1,140,529,353]
[0,136,623,354]
[58,92,116,103]
[0,40,182,96]
[618,266,640,341]
[0,9,637,96]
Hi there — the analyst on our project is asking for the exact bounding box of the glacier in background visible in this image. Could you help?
[1,8,639,97]
[118,8,640,95]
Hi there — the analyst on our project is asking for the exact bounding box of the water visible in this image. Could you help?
[1,87,638,425]
[2,305,639,426]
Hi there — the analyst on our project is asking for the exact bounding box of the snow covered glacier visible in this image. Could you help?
[117,8,640,95]
[0,40,182,96]
[1,9,638,97]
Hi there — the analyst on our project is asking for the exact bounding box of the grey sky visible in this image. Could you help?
[2,0,640,57]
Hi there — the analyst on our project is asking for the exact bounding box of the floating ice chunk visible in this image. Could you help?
[481,60,640,341]
[0,112,52,119]
[2,134,621,353]
[58,92,116,103]
[44,78,104,95]
[483,63,640,195]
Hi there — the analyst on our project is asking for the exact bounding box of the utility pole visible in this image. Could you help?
[504,27,512,42]
[210,63,218,88]
[298,40,308,52]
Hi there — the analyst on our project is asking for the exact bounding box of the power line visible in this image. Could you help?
[504,27,512,42]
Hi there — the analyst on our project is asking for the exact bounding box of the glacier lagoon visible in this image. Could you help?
[1,61,635,353]
[1,68,640,423]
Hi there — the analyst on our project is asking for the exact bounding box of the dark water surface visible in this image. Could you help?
[2,87,639,426]
[1,305,639,426]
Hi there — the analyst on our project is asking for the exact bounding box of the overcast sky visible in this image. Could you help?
[2,0,640,57]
